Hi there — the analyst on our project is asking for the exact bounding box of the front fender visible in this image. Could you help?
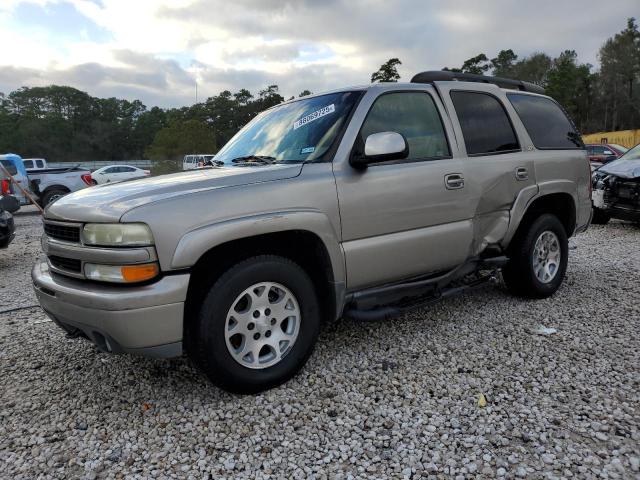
[171,209,346,286]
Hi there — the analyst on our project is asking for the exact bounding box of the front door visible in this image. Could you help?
[333,87,475,291]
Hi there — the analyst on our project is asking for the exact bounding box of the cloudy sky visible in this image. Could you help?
[0,0,637,107]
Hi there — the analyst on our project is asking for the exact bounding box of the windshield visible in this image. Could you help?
[0,160,18,176]
[610,144,629,153]
[215,91,362,164]
[617,143,640,161]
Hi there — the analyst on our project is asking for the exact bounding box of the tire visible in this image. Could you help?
[41,188,68,207]
[188,255,321,394]
[591,208,611,225]
[502,214,568,299]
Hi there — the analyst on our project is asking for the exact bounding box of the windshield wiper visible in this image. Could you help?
[231,155,277,164]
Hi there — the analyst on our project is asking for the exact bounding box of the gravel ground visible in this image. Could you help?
[1,213,639,479]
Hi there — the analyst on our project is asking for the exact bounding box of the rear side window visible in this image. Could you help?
[450,91,519,156]
[0,160,18,176]
[507,94,582,149]
[23,160,33,169]
[360,92,450,161]
[36,160,44,168]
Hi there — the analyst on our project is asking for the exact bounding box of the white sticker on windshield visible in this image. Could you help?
[293,104,335,130]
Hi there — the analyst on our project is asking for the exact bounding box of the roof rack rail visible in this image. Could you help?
[411,71,545,95]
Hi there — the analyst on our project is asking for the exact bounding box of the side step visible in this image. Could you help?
[342,256,507,322]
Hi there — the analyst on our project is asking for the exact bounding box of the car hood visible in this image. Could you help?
[598,157,640,179]
[45,164,303,222]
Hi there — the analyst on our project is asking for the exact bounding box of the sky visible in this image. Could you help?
[0,0,637,108]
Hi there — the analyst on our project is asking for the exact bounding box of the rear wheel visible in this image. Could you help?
[503,214,568,298]
[41,188,68,207]
[591,208,611,225]
[188,255,320,394]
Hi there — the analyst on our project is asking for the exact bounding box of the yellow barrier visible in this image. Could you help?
[582,129,640,149]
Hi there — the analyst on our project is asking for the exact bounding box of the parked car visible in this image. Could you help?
[23,158,48,171]
[591,142,640,224]
[33,71,591,393]
[91,165,151,184]
[586,143,628,169]
[28,164,93,207]
[0,153,33,205]
[183,154,217,170]
[0,170,18,249]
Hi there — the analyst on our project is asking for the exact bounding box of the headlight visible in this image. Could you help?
[84,262,159,283]
[82,223,154,246]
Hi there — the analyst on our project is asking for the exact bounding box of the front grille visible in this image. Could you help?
[49,255,82,273]
[44,223,80,243]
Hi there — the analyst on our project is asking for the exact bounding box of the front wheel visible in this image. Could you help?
[188,255,320,394]
[502,214,569,298]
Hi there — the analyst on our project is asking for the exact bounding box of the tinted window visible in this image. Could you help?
[104,167,118,173]
[36,160,44,168]
[360,92,450,161]
[122,167,135,172]
[508,94,581,149]
[451,91,519,156]
[23,160,33,168]
[0,160,18,175]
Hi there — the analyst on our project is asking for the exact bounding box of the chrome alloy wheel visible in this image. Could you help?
[225,282,301,369]
[532,231,561,284]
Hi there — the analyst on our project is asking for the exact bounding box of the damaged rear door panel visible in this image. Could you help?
[435,83,538,256]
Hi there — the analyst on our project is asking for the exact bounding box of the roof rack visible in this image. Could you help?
[411,71,545,95]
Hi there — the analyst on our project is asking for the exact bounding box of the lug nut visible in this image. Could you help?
[271,318,277,325]
[265,331,271,338]
[247,323,255,330]
[253,310,260,318]
[265,308,271,316]
[253,333,260,340]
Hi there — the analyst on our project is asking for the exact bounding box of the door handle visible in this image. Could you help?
[445,173,465,190]
[515,167,529,181]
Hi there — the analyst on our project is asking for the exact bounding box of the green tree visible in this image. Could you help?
[145,119,216,162]
[371,58,402,82]
[298,90,312,97]
[597,17,640,130]
[461,54,491,74]
[545,50,594,131]
[491,49,518,77]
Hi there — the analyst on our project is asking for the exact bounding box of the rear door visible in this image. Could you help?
[436,84,538,255]
[333,86,475,290]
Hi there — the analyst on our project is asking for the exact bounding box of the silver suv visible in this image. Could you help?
[33,72,592,393]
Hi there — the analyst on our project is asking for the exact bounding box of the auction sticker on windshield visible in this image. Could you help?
[293,104,335,130]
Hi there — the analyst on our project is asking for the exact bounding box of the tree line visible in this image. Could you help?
[0,18,638,163]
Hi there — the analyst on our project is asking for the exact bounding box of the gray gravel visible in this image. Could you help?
[1,213,639,479]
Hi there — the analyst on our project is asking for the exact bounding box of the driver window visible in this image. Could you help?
[360,92,450,161]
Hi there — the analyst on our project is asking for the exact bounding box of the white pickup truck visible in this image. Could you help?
[28,164,94,207]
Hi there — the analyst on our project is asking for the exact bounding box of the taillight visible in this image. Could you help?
[81,174,93,186]
[1,179,10,195]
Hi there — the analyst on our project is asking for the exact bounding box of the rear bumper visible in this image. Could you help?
[32,260,189,357]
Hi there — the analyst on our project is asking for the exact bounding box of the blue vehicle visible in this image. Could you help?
[0,153,31,205]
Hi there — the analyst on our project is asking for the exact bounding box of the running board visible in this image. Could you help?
[343,273,499,322]
[342,255,508,322]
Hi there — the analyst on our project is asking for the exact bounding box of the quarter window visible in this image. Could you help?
[450,91,519,156]
[359,92,450,161]
[507,94,582,149]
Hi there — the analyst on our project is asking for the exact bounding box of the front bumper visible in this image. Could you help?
[32,260,190,357]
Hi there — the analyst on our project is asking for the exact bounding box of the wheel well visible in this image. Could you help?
[43,185,70,196]
[516,193,576,240]
[183,230,337,344]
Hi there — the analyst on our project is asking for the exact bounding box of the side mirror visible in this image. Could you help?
[351,131,409,169]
